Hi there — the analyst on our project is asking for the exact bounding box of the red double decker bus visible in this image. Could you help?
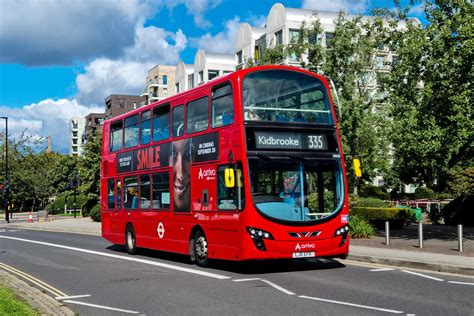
[101,65,349,266]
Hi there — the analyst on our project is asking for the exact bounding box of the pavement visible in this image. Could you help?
[1,211,473,276]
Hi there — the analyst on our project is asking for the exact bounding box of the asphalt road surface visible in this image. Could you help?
[1,228,473,315]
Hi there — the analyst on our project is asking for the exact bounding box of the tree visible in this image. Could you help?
[79,131,102,213]
[381,0,474,190]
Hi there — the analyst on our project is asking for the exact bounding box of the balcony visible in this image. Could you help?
[147,79,167,89]
[140,90,147,97]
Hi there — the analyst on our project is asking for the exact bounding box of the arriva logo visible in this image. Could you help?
[198,168,216,180]
[295,243,315,251]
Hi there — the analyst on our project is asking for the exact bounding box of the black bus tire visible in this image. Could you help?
[125,225,137,255]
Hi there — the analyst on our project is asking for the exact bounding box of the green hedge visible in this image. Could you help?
[352,207,414,220]
[354,197,388,208]
[45,193,88,215]
[360,185,390,200]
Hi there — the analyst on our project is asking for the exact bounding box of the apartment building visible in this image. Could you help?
[70,118,85,156]
[104,94,145,121]
[175,61,194,93]
[83,113,105,143]
[141,65,176,105]
[193,50,236,87]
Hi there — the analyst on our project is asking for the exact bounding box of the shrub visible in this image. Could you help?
[349,214,375,238]
[46,192,88,214]
[442,195,474,226]
[354,197,387,208]
[360,184,390,200]
[351,206,414,229]
[89,204,101,222]
[414,187,436,199]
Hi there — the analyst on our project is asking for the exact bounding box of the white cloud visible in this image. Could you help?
[0,99,102,153]
[190,17,241,54]
[165,0,222,28]
[302,0,369,13]
[76,25,187,106]
[0,0,155,66]
[408,4,425,16]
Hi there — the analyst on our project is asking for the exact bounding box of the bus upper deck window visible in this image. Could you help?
[110,121,123,152]
[186,97,209,134]
[124,115,139,149]
[172,105,185,137]
[212,84,233,127]
[153,104,170,142]
[140,110,151,145]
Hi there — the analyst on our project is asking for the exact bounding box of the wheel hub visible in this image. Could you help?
[195,236,208,259]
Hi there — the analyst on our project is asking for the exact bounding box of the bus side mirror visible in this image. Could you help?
[225,168,235,188]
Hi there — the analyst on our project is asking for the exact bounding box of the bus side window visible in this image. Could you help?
[124,176,139,209]
[186,97,209,134]
[140,174,151,209]
[153,104,170,142]
[212,84,234,128]
[110,121,123,152]
[140,110,151,145]
[124,115,139,149]
[152,172,170,210]
[172,105,185,137]
[107,179,115,209]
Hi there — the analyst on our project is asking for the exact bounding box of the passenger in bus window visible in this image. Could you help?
[244,104,260,120]
[116,180,122,209]
[170,139,191,211]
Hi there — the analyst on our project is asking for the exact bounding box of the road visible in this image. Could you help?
[1,228,473,315]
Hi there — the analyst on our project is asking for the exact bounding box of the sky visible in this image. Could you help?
[0,0,425,153]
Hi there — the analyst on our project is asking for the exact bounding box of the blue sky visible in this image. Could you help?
[0,0,425,153]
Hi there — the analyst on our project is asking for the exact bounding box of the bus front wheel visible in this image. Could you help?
[125,225,137,255]
[193,230,209,267]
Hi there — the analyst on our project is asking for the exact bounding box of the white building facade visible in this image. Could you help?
[70,118,85,156]
[175,61,194,93]
[193,50,236,87]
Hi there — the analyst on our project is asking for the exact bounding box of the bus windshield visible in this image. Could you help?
[242,70,334,124]
[248,158,343,223]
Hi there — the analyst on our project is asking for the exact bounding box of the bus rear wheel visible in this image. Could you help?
[193,230,209,267]
[125,225,137,255]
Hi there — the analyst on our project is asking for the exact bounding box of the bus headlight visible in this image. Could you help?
[247,227,274,251]
[334,225,349,247]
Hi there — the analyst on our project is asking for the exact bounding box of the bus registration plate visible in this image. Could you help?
[292,251,315,258]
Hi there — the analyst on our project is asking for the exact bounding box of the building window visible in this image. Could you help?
[208,70,219,81]
[152,172,170,210]
[162,75,168,85]
[198,71,204,83]
[236,50,243,64]
[175,83,180,94]
[212,84,234,127]
[186,97,208,134]
[188,74,194,89]
[163,87,168,97]
[73,131,77,137]
[325,32,334,48]
[374,55,385,68]
[124,115,139,148]
[275,30,283,45]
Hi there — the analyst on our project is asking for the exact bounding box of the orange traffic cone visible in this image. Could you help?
[28,211,33,223]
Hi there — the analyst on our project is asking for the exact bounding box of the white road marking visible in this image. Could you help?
[56,294,91,300]
[401,270,444,282]
[448,281,474,286]
[232,278,295,295]
[63,300,140,314]
[233,278,260,282]
[299,295,404,314]
[370,268,395,272]
[0,235,230,280]
[0,263,66,297]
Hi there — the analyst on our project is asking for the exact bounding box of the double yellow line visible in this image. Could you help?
[0,262,67,298]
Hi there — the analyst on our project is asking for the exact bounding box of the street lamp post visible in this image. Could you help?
[1,116,8,223]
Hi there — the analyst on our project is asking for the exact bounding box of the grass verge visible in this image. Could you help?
[0,285,39,315]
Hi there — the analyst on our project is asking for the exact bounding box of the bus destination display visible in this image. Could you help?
[254,131,328,150]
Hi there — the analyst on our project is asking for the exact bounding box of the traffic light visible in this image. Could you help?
[353,159,362,178]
